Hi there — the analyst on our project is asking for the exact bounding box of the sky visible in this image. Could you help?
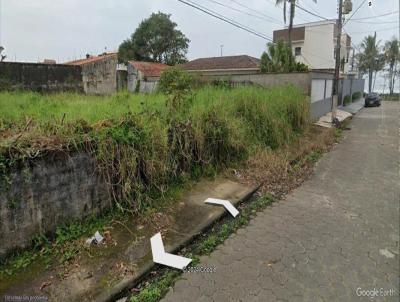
[0,0,398,64]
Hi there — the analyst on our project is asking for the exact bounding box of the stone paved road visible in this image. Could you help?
[161,102,399,302]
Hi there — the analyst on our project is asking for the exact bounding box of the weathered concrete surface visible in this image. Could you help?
[0,62,83,92]
[1,178,257,302]
[81,54,117,95]
[161,102,399,301]
[0,153,111,257]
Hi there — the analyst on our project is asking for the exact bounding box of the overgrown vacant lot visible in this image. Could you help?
[0,86,338,281]
[0,85,310,212]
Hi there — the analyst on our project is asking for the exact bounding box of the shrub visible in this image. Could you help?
[158,67,193,94]
[343,95,351,105]
[352,91,362,100]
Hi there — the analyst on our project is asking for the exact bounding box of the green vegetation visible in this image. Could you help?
[0,210,114,277]
[352,91,362,100]
[343,95,351,106]
[383,37,399,95]
[118,12,189,64]
[382,93,399,101]
[0,84,309,279]
[357,33,385,93]
[261,40,308,73]
[158,67,193,94]
[1,86,309,212]
[129,195,276,302]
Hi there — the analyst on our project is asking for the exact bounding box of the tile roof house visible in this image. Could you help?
[66,53,117,66]
[182,55,261,76]
[127,61,169,93]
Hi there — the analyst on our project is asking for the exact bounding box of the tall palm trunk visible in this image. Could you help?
[368,69,373,93]
[288,0,295,48]
[388,63,395,94]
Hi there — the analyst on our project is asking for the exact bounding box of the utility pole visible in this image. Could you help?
[351,47,355,72]
[332,0,344,123]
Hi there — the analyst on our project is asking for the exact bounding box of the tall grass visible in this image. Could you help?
[0,85,309,212]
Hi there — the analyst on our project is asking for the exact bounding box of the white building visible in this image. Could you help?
[273,20,353,74]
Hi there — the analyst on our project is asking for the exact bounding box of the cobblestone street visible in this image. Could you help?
[161,102,400,302]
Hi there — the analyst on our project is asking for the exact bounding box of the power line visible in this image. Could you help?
[348,26,399,34]
[177,0,272,41]
[351,10,398,20]
[229,0,283,24]
[303,0,323,16]
[266,0,314,23]
[348,19,398,24]
[343,0,368,26]
[203,0,282,25]
[294,3,330,21]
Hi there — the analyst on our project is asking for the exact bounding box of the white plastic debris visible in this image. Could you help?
[94,231,103,243]
[85,231,104,245]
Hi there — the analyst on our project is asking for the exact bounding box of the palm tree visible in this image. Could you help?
[384,37,399,95]
[261,40,308,72]
[357,33,384,93]
[275,0,316,47]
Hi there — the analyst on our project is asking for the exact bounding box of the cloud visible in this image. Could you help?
[0,0,398,63]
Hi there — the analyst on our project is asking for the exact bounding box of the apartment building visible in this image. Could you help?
[273,20,353,73]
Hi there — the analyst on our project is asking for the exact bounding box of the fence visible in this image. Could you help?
[158,69,364,120]
[310,72,334,120]
[0,62,83,92]
[339,78,365,105]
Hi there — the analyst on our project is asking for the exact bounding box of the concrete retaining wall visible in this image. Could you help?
[0,153,112,257]
[0,62,83,92]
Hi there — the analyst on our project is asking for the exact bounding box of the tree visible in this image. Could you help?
[261,40,308,73]
[357,33,384,93]
[0,46,6,62]
[383,37,399,95]
[275,0,316,47]
[118,12,190,65]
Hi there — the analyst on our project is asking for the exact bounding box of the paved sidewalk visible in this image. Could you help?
[161,102,399,302]
[341,98,365,114]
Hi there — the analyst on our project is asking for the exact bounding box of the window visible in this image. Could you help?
[295,47,301,56]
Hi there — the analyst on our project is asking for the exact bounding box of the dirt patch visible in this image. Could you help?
[237,125,337,197]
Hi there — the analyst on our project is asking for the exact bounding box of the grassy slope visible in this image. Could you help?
[0,85,309,207]
[0,85,310,269]
[0,91,165,123]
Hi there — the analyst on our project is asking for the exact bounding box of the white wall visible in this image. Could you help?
[294,23,351,73]
[301,24,336,70]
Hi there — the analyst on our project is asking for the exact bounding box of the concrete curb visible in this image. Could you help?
[97,183,261,302]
